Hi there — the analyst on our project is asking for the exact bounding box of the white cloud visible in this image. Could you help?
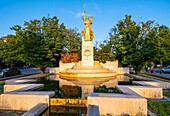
[60,8,82,18]
[93,3,101,14]
[70,10,82,18]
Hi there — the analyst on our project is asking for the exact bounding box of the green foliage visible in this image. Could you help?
[94,85,119,93]
[0,80,5,86]
[0,81,4,94]
[148,101,170,115]
[60,85,81,98]
[108,15,170,73]
[109,15,145,72]
[0,16,81,73]
[0,88,2,94]
[62,28,81,53]
[164,92,170,97]
[62,28,81,60]
[94,40,115,63]
[43,81,59,91]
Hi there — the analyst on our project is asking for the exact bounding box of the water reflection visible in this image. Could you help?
[42,106,87,116]
[45,75,132,99]
[0,110,25,116]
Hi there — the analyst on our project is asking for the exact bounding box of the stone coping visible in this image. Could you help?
[88,95,147,116]
[130,74,170,89]
[0,72,41,81]
[21,103,48,116]
[4,84,44,93]
[89,80,163,99]
[7,79,37,84]
[86,105,99,116]
[8,91,55,97]
[5,74,50,85]
[0,73,55,113]
[89,92,143,99]
[87,79,164,115]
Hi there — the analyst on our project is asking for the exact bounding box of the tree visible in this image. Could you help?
[142,24,170,69]
[109,15,143,73]
[155,25,170,68]
[0,34,23,68]
[94,40,115,63]
[108,15,164,73]
[0,16,81,73]
[62,28,82,60]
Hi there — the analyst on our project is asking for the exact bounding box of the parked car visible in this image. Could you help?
[0,67,21,78]
[161,66,170,73]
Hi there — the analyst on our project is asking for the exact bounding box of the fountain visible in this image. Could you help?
[1,8,168,116]
[59,7,120,81]
[1,7,169,116]
[56,8,125,99]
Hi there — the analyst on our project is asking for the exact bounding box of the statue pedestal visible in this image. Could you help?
[82,41,94,66]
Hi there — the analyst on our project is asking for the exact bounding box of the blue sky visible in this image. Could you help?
[1,0,170,43]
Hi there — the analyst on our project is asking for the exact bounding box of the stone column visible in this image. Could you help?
[81,85,94,99]
[82,41,94,66]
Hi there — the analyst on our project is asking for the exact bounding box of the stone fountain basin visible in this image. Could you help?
[59,75,117,86]
[60,72,117,78]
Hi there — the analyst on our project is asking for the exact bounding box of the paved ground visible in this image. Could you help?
[130,73,170,116]
[0,68,42,94]
[0,67,51,81]
[144,72,170,80]
[130,68,170,80]
[0,111,25,116]
[0,68,170,116]
[19,68,41,75]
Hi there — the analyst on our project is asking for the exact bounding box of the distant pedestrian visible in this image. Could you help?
[150,66,153,73]
[152,67,155,73]
[148,67,150,73]
[160,66,163,75]
[152,65,155,73]
[145,66,148,73]
[160,70,162,75]
[23,65,26,69]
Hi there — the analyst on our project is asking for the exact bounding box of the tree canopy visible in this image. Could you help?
[1,15,170,74]
[96,15,170,73]
[0,16,81,73]
[110,15,170,73]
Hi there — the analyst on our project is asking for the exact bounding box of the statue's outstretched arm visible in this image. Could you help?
[90,16,93,22]
[82,12,85,21]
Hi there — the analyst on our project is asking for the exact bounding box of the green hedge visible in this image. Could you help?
[148,101,170,115]
[164,92,170,97]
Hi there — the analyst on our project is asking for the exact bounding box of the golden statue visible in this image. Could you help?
[81,8,94,41]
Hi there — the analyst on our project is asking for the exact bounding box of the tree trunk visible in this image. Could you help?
[40,67,46,74]
[135,69,140,74]
[160,59,162,75]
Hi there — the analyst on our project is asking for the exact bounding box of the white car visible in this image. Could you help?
[161,66,170,73]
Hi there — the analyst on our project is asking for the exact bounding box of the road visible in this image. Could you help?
[0,68,47,81]
[19,68,41,75]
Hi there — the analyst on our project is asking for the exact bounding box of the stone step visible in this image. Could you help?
[66,68,111,74]
[72,66,103,70]
[22,103,48,116]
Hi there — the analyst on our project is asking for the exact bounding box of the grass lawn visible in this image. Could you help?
[0,80,5,86]
[0,80,4,94]
[148,101,170,115]
[164,92,170,97]
[0,88,3,94]
[130,73,170,115]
